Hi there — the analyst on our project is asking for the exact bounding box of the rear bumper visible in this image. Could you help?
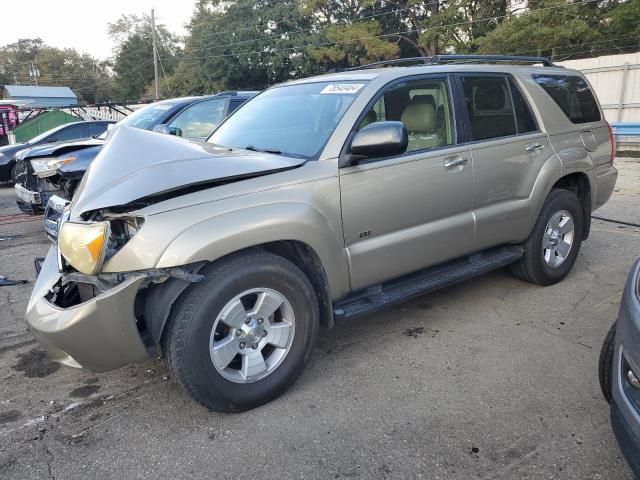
[592,163,618,211]
[26,247,152,372]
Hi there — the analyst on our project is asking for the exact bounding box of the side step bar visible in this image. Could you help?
[333,245,524,319]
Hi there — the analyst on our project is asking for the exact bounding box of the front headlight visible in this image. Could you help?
[58,221,109,275]
[30,156,77,178]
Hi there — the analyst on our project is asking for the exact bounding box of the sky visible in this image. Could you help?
[0,0,198,60]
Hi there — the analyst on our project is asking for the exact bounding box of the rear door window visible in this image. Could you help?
[533,74,601,124]
[460,76,516,141]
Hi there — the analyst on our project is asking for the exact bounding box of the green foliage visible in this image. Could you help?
[0,39,110,103]
[607,0,640,46]
[166,0,319,94]
[109,14,181,101]
[309,21,399,67]
[3,1,640,102]
[476,0,599,59]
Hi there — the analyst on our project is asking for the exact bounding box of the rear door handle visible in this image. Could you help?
[443,157,469,168]
[525,143,545,153]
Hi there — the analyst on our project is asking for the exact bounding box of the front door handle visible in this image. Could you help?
[525,143,545,153]
[443,157,469,168]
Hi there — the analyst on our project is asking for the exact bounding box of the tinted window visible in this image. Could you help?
[29,123,79,144]
[90,122,111,137]
[359,78,455,152]
[228,99,246,114]
[461,76,516,141]
[533,74,601,124]
[509,78,537,134]
[209,81,365,159]
[168,98,227,139]
[52,123,90,142]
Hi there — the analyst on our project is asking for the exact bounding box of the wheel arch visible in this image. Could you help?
[550,172,592,240]
[525,154,593,242]
[142,240,336,354]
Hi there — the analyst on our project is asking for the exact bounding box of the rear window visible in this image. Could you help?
[533,74,601,124]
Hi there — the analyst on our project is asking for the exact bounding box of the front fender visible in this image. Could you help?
[155,202,350,299]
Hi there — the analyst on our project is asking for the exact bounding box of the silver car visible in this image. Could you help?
[25,55,618,411]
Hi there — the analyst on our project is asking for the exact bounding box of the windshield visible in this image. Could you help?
[208,81,367,158]
[119,101,181,130]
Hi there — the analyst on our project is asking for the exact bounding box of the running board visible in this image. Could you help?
[333,245,523,319]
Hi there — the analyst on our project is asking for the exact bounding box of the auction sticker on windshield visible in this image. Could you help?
[320,83,365,94]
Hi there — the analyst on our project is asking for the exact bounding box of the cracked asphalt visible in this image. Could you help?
[1,158,640,479]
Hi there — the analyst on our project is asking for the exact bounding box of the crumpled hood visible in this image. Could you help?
[71,125,306,216]
[22,138,104,160]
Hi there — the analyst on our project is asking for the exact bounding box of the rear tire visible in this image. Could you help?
[163,251,319,412]
[599,321,616,404]
[511,189,584,285]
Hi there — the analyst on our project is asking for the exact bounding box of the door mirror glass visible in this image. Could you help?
[153,124,183,137]
[350,121,408,160]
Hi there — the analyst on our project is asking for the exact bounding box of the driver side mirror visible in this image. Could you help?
[347,121,408,164]
[153,125,183,137]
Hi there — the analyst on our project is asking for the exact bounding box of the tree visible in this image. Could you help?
[168,0,320,94]
[474,0,632,60]
[0,38,111,103]
[109,14,182,101]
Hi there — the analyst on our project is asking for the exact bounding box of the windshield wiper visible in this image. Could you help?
[244,145,282,155]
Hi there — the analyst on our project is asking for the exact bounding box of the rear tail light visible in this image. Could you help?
[607,122,615,165]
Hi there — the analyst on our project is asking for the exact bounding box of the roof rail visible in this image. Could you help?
[349,54,558,71]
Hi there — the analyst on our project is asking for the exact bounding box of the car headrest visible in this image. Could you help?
[410,94,435,107]
[401,102,436,134]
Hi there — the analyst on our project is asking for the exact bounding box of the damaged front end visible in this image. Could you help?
[28,223,206,371]
[14,163,81,216]
[27,125,306,372]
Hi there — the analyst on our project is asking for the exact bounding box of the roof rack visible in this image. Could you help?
[349,54,558,71]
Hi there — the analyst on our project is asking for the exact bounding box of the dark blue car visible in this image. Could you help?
[13,91,257,214]
[0,120,114,182]
[600,259,640,478]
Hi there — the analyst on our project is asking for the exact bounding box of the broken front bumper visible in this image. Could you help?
[25,247,152,372]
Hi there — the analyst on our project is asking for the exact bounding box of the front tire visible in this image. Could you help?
[163,251,319,412]
[511,189,584,285]
[599,322,616,404]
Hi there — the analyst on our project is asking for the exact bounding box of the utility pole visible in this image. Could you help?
[151,8,160,100]
[29,61,40,86]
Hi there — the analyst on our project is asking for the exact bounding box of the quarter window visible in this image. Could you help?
[533,74,601,124]
[460,76,516,141]
[359,79,455,152]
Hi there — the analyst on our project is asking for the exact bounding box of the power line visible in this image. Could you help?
[168,0,604,62]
